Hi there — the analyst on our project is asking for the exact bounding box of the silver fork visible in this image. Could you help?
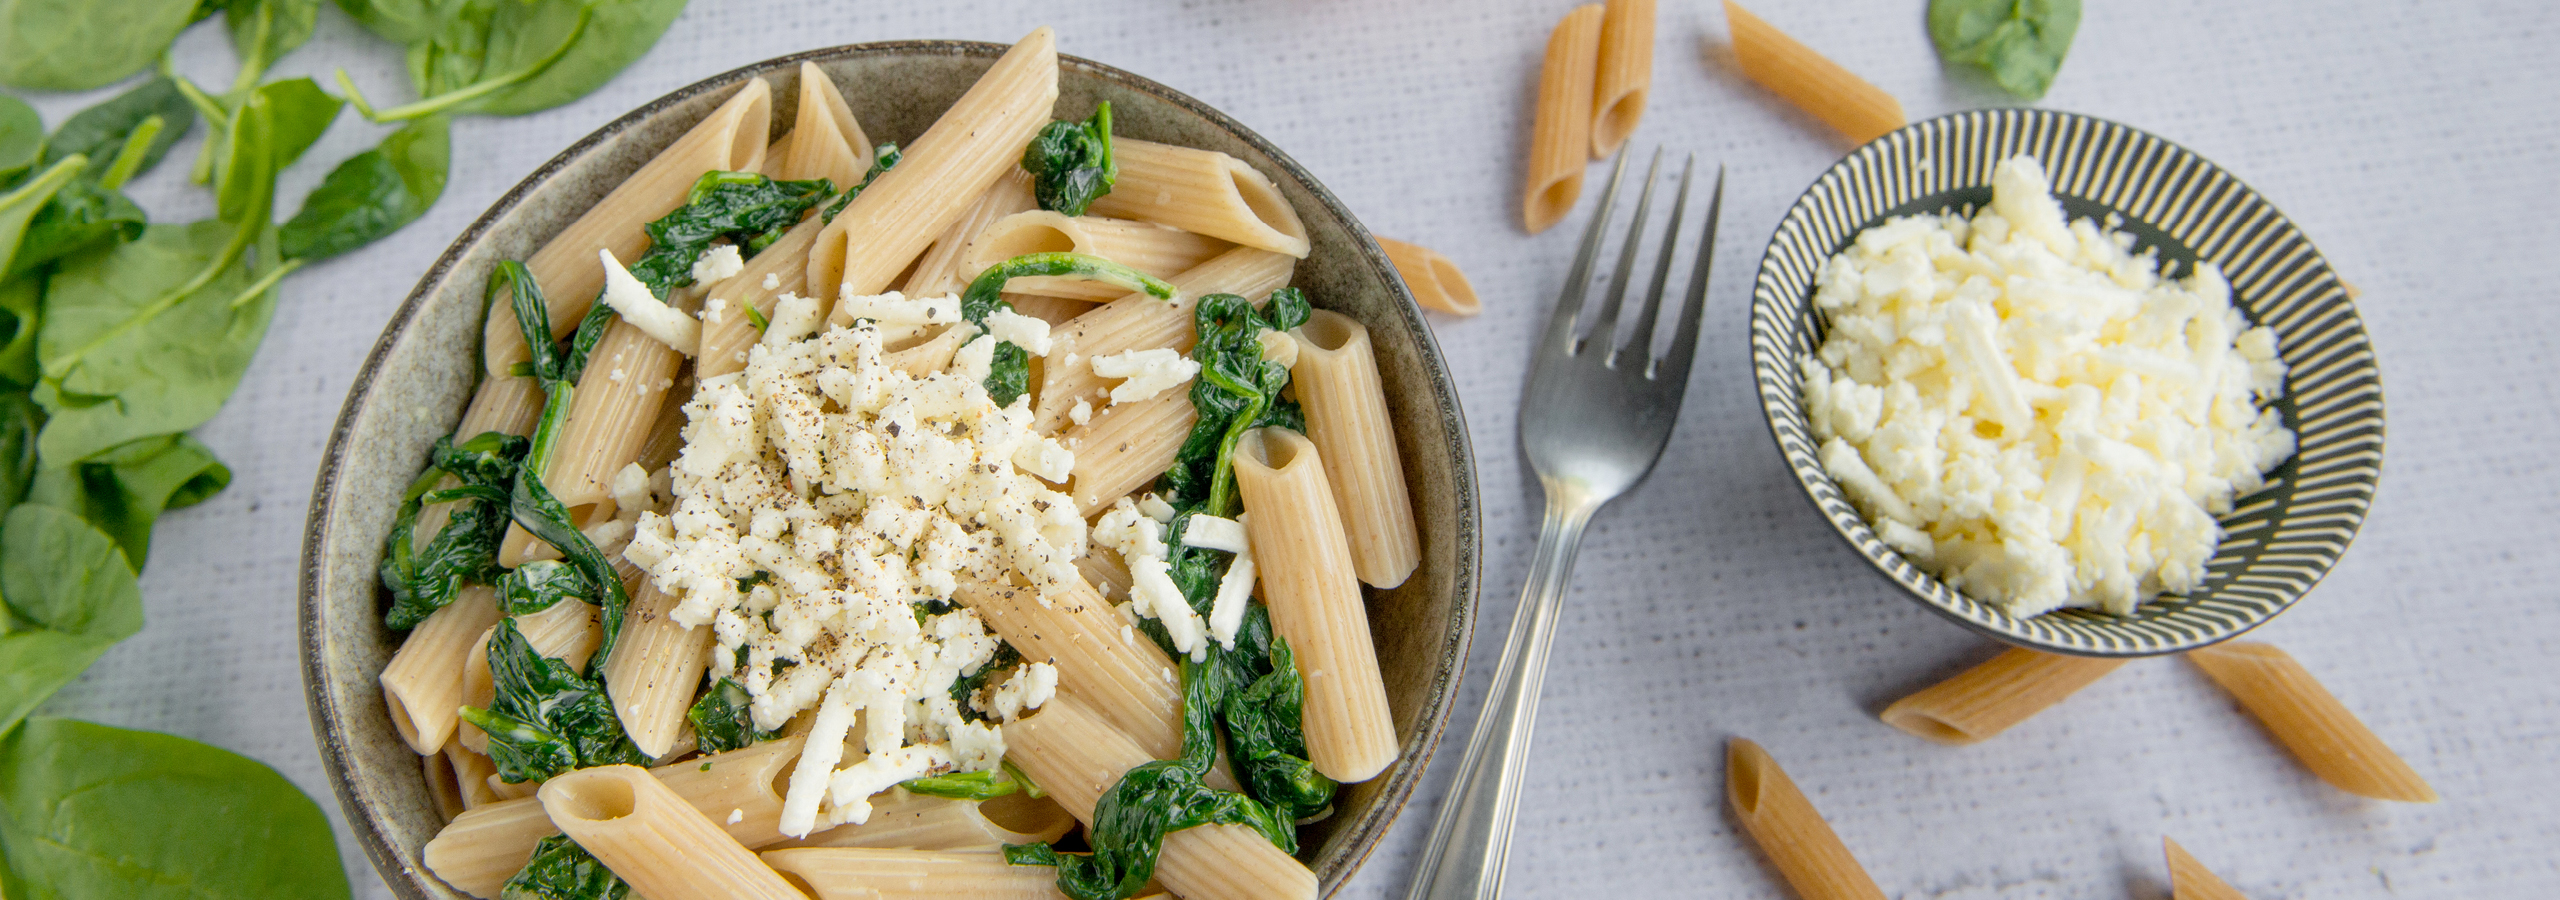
[1406,149,1723,900]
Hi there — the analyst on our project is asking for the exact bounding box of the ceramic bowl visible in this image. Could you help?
[1750,108,2382,656]
[300,41,1480,897]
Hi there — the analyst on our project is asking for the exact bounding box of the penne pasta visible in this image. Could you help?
[495,308,690,567]
[487,79,773,379]
[762,848,1065,900]
[606,577,715,759]
[423,744,467,820]
[448,741,503,810]
[1523,4,1605,234]
[1233,428,1399,782]
[817,28,1059,316]
[1725,738,1887,900]
[1003,292,1095,326]
[2162,837,2251,900]
[1878,647,2128,745]
[381,585,503,754]
[1005,694,1317,900]
[458,600,605,754]
[884,322,972,377]
[1375,235,1482,316]
[774,61,873,189]
[696,215,825,379]
[1063,390,1199,516]
[423,736,805,898]
[1591,0,1657,158]
[770,788,1075,851]
[903,168,1040,297]
[542,764,807,900]
[1086,138,1309,258]
[1723,0,1906,145]
[1032,246,1295,433]
[2185,642,2438,802]
[951,580,1183,760]
[1074,550,1133,602]
[1287,310,1422,589]
[962,211,1232,301]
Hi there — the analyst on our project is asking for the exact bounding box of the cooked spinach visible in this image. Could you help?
[0,0,199,91]
[500,834,629,900]
[0,505,141,736]
[26,432,229,566]
[958,252,1176,406]
[499,558,587,616]
[1021,102,1115,217]
[1207,608,1331,821]
[685,676,769,754]
[380,430,525,628]
[460,618,647,783]
[281,115,451,260]
[949,641,1022,724]
[903,768,1024,801]
[1928,0,2081,100]
[818,141,901,222]
[497,261,633,675]
[626,171,832,294]
[1158,288,1311,517]
[0,717,352,900]
[40,77,199,182]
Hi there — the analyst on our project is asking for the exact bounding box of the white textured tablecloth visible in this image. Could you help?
[24,1,2560,896]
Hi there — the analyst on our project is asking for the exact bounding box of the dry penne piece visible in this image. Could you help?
[903,168,1039,297]
[818,28,1059,315]
[1591,0,1657,158]
[606,577,715,759]
[1233,428,1399,782]
[1725,738,1888,900]
[2186,642,2439,802]
[774,61,872,189]
[952,580,1183,760]
[1006,694,1318,900]
[2163,837,2251,900]
[423,736,805,897]
[1064,389,1200,516]
[542,764,807,900]
[1523,4,1605,234]
[1033,245,1296,432]
[1723,0,1906,145]
[380,584,503,754]
[1878,647,2129,745]
[762,848,1064,900]
[1375,235,1482,316]
[1086,138,1310,258]
[1288,310,1422,588]
[962,211,1231,300]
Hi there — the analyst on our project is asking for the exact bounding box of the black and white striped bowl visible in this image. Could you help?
[1750,108,2382,656]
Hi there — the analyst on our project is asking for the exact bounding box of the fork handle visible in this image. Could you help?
[1406,483,1600,900]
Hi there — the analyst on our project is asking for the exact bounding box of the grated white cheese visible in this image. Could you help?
[1068,398,1093,426]
[692,243,745,284]
[1801,156,2295,617]
[983,309,1054,356]
[763,272,781,291]
[1094,498,1209,661]
[597,249,701,355]
[1089,348,1199,405]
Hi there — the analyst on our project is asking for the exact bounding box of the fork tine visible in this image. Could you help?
[1541,149,1633,353]
[1588,148,1665,361]
[1653,164,1725,380]
[1626,154,1698,366]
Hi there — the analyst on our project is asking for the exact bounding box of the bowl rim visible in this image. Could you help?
[1748,107,2382,658]
[299,39,1481,897]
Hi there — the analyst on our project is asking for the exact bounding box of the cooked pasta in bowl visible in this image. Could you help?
[301,31,1480,900]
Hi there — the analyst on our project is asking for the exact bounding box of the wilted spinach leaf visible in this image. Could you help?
[459,617,647,783]
[26,432,229,567]
[41,78,199,183]
[684,676,770,755]
[281,115,451,260]
[1928,0,2081,100]
[956,252,1175,406]
[498,558,586,616]
[1022,102,1115,217]
[381,430,525,629]
[1158,288,1311,517]
[500,834,629,900]
[0,0,200,91]
[0,505,141,736]
[625,171,831,294]
[0,716,353,900]
[817,141,900,221]
[903,768,1024,801]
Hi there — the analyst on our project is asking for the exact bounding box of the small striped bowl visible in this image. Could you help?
[1749,108,2383,656]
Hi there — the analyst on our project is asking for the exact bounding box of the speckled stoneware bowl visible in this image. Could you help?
[1752,108,2382,657]
[302,41,1480,898]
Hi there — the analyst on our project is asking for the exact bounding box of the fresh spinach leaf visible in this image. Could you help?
[0,0,200,91]
[903,768,1023,801]
[224,0,322,90]
[0,716,353,900]
[0,392,34,515]
[500,834,629,900]
[381,430,524,628]
[33,220,281,467]
[0,505,141,736]
[0,277,33,387]
[685,676,770,755]
[0,156,82,282]
[337,0,474,45]
[26,432,229,567]
[1022,102,1115,217]
[41,78,199,183]
[957,252,1175,406]
[0,95,36,181]
[8,178,149,284]
[1928,0,2081,100]
[463,0,686,116]
[211,77,344,225]
[460,617,646,783]
[498,558,585,615]
[281,115,451,260]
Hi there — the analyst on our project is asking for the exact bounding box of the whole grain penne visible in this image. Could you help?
[696,215,824,379]
[1524,5,1605,233]
[1233,428,1398,782]
[1033,246,1294,433]
[607,577,715,759]
[774,61,872,189]
[1063,390,1199,516]
[951,580,1182,760]
[903,168,1040,298]
[817,28,1059,316]
[1288,310,1421,589]
[771,788,1075,851]
[423,744,466,820]
[2186,642,2438,802]
[762,848,1064,900]
[1005,694,1317,900]
[962,211,1231,301]
[1723,0,1905,145]
[2162,837,2251,900]
[494,306,691,567]
[1375,235,1482,316]
[1591,0,1657,157]
[381,585,503,754]
[1726,738,1887,900]
[447,741,503,810]
[542,764,807,900]
[1878,647,2128,745]
[1003,292,1095,326]
[1086,138,1309,258]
